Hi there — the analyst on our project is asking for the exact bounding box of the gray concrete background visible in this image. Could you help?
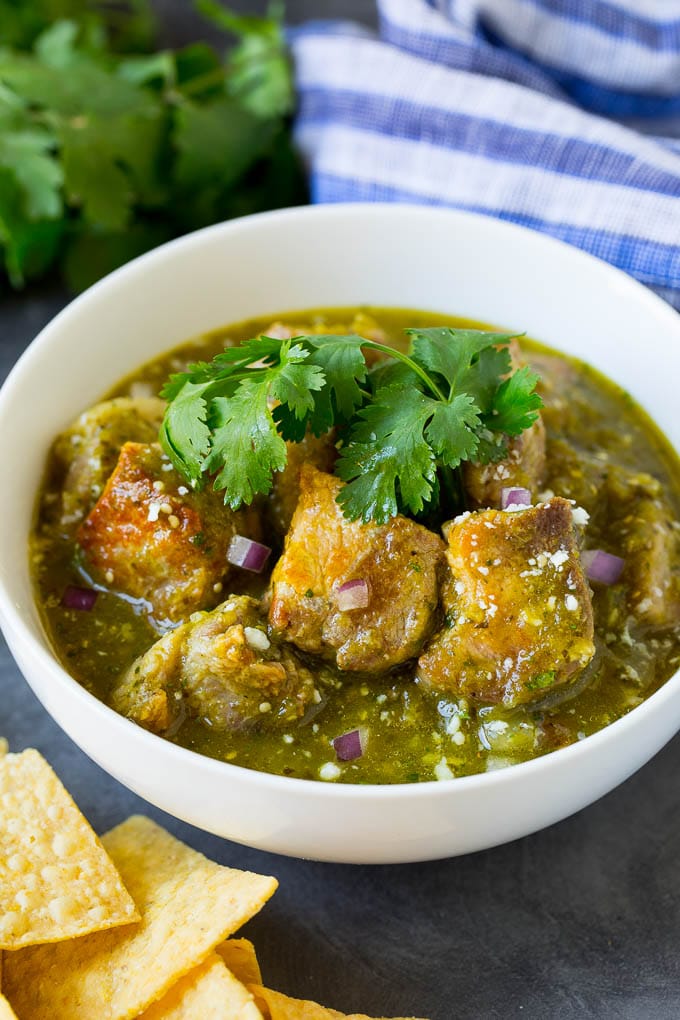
[2,4,680,1017]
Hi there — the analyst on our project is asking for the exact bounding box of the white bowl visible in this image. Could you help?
[1,204,679,864]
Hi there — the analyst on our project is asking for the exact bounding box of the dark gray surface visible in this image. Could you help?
[3,6,680,1019]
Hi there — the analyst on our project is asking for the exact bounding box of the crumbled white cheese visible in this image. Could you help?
[319,762,341,781]
[147,502,162,522]
[434,757,454,781]
[571,506,590,526]
[565,594,578,611]
[446,714,461,735]
[244,627,270,652]
[549,549,569,569]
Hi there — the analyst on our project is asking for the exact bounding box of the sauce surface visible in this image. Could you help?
[31,309,680,783]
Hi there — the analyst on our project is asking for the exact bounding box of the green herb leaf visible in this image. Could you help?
[0,3,303,291]
[407,327,517,397]
[425,393,481,467]
[305,334,367,422]
[269,344,325,421]
[159,380,212,487]
[197,0,293,118]
[488,365,543,436]
[335,387,437,523]
[202,381,287,507]
[161,326,543,524]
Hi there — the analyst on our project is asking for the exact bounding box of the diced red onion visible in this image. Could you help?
[227,535,271,573]
[501,487,532,510]
[582,549,625,585]
[335,579,369,611]
[61,585,98,611]
[332,728,367,762]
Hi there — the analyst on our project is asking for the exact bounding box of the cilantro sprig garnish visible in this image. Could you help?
[160,328,543,525]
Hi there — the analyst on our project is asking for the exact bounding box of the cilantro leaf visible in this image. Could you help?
[269,343,325,421]
[0,124,62,220]
[197,0,293,118]
[306,335,367,417]
[173,96,274,195]
[488,365,542,435]
[159,380,212,486]
[0,166,62,284]
[59,121,133,229]
[407,327,517,396]
[305,333,367,432]
[335,387,437,523]
[202,381,287,507]
[426,393,481,467]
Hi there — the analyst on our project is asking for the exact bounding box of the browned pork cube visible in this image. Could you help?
[110,596,318,733]
[462,340,546,508]
[52,396,166,525]
[613,485,680,628]
[78,442,259,625]
[268,466,445,672]
[268,431,337,537]
[417,497,595,707]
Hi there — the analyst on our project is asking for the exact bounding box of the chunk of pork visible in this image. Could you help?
[268,467,445,672]
[53,397,165,525]
[78,442,259,625]
[418,498,595,706]
[111,596,317,733]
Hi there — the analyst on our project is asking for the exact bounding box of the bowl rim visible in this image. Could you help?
[2,200,680,801]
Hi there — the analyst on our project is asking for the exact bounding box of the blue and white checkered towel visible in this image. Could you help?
[291,0,680,309]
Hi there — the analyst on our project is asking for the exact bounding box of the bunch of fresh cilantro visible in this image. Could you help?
[0,0,306,292]
[160,327,543,524]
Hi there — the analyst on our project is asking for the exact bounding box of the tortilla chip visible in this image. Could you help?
[4,815,277,1020]
[0,750,139,950]
[139,953,263,1019]
[0,738,8,758]
[217,938,263,988]
[0,995,18,1020]
[250,987,429,1020]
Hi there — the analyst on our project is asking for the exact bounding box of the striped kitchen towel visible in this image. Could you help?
[291,0,680,309]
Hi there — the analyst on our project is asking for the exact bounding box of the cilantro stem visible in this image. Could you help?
[361,340,447,403]
[177,66,230,98]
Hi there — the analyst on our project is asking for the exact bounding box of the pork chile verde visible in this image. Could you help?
[31,309,680,784]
